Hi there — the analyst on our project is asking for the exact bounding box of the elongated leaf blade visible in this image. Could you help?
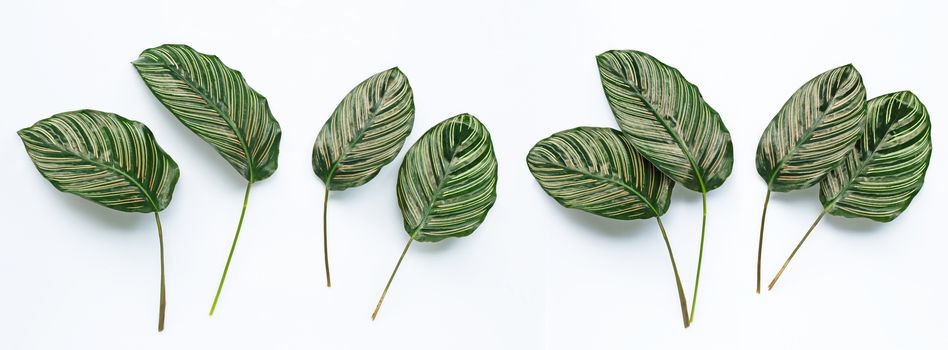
[312,67,415,190]
[396,114,497,242]
[17,109,179,213]
[527,127,673,220]
[820,91,932,222]
[757,65,867,192]
[597,50,733,192]
[133,44,281,182]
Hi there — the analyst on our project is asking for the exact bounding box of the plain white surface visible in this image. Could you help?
[1,0,945,349]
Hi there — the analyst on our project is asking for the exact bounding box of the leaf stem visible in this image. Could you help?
[154,212,167,332]
[323,187,331,287]
[688,190,708,324]
[372,236,414,320]
[210,181,253,316]
[768,210,827,290]
[757,189,772,294]
[655,217,690,328]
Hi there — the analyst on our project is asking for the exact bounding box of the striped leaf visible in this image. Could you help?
[17,109,178,331]
[526,127,673,220]
[769,92,932,290]
[754,64,867,292]
[597,50,733,323]
[17,110,179,213]
[311,67,415,287]
[133,44,281,182]
[526,127,690,327]
[132,44,281,314]
[597,50,733,192]
[372,114,497,320]
[756,64,867,192]
[312,67,415,191]
[396,113,497,242]
[820,91,932,221]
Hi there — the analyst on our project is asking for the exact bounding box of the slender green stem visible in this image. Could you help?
[757,189,772,294]
[323,188,331,287]
[769,210,827,290]
[688,190,708,324]
[209,181,253,316]
[655,217,690,328]
[154,212,167,332]
[372,236,414,320]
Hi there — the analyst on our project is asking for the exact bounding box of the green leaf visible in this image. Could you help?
[372,114,497,321]
[769,92,933,290]
[18,109,179,213]
[757,64,867,192]
[17,109,178,332]
[132,44,281,314]
[311,67,415,287]
[597,50,733,192]
[820,91,932,221]
[396,113,497,242]
[313,67,415,191]
[526,127,690,328]
[132,44,282,182]
[597,50,733,323]
[753,64,867,293]
[526,127,673,220]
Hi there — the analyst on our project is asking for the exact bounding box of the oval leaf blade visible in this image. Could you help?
[820,91,932,221]
[17,109,180,213]
[526,127,673,220]
[312,67,415,190]
[597,50,733,192]
[133,44,281,182]
[757,64,867,192]
[396,114,498,242]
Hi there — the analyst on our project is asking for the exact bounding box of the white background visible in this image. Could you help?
[1,0,944,349]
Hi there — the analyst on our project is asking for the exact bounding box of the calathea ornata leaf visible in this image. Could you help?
[312,67,415,287]
[769,91,932,290]
[754,65,867,292]
[597,50,733,323]
[372,114,497,320]
[526,127,690,328]
[18,109,179,332]
[132,44,282,315]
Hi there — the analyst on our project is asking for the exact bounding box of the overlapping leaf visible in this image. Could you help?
[820,91,932,221]
[396,114,498,242]
[757,64,867,192]
[526,127,673,220]
[133,44,281,182]
[312,67,415,190]
[597,50,733,192]
[18,109,179,212]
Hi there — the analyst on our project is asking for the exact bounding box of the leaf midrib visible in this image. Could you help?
[541,161,663,217]
[407,135,466,237]
[137,60,256,182]
[325,75,394,184]
[613,70,708,193]
[29,135,161,211]
[765,95,838,187]
[823,113,903,210]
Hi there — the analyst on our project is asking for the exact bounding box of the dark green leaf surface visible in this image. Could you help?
[396,114,498,242]
[18,109,179,213]
[526,127,673,220]
[597,50,733,192]
[757,64,867,192]
[312,67,415,191]
[133,44,281,182]
[820,91,932,221]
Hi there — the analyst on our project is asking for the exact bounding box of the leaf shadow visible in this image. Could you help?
[56,192,146,234]
[823,216,887,236]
